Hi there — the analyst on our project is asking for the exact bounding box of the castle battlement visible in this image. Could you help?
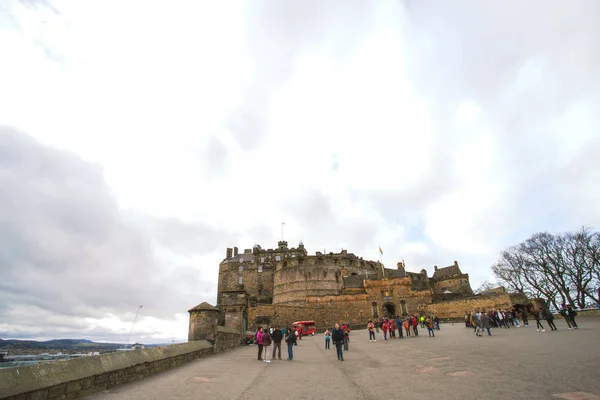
[215,241,478,330]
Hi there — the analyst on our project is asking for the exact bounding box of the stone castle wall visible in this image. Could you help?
[426,293,530,319]
[433,274,473,295]
[247,289,533,331]
[217,260,274,306]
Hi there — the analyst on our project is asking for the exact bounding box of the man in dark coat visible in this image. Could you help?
[271,327,283,360]
[331,323,345,361]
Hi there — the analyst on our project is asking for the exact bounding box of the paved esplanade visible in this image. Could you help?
[91,319,600,400]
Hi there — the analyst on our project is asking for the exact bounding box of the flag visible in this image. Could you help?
[379,246,383,255]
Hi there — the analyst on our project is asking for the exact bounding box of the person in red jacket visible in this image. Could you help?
[412,316,419,336]
[382,319,389,341]
[342,324,350,351]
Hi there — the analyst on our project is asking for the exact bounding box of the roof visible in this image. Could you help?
[188,302,219,313]
[432,264,462,280]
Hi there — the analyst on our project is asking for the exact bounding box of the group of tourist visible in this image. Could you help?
[254,326,298,362]
[366,314,441,340]
[467,305,580,336]
[252,305,582,363]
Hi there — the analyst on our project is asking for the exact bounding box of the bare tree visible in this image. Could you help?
[473,280,496,295]
[492,227,600,309]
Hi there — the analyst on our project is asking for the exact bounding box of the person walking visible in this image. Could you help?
[271,327,283,360]
[426,317,435,337]
[474,312,483,337]
[256,327,264,361]
[482,311,492,336]
[544,308,557,331]
[324,328,331,349]
[262,329,272,362]
[285,327,297,361]
[332,323,345,361]
[560,307,574,329]
[534,309,546,332]
[367,320,376,342]
[342,323,350,351]
[567,306,579,329]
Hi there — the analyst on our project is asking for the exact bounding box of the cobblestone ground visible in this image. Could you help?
[89,318,600,400]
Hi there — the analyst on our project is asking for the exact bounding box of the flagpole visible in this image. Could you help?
[281,222,285,241]
[379,246,385,277]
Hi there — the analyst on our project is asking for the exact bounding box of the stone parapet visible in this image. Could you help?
[0,341,213,400]
[2,310,243,400]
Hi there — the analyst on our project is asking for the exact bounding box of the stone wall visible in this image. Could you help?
[247,290,537,330]
[0,341,214,400]
[214,326,242,352]
[1,326,243,399]
[426,293,523,319]
[433,274,473,296]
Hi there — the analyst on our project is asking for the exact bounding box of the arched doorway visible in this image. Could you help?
[382,302,396,317]
[400,300,408,316]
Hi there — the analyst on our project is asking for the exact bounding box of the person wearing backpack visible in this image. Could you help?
[560,307,573,329]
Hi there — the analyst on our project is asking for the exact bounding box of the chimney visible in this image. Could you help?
[226,248,233,258]
[234,247,239,256]
[434,265,438,271]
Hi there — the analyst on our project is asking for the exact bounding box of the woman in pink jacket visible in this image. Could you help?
[256,327,264,361]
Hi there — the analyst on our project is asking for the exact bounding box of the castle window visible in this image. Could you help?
[258,265,263,273]
[239,265,243,272]
[275,255,281,261]
[238,276,243,284]
[261,257,265,263]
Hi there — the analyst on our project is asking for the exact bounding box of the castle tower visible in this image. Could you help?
[188,302,220,342]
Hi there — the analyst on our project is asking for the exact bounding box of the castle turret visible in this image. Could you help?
[278,241,288,250]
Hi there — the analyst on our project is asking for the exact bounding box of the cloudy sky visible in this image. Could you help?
[0,0,598,344]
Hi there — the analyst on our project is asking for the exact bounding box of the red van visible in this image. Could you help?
[291,320,316,336]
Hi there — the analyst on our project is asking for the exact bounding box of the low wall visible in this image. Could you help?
[214,326,241,352]
[0,330,241,400]
[426,293,517,319]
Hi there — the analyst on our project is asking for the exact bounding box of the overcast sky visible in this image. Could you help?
[0,0,598,344]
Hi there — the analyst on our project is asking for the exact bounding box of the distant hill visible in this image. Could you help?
[0,338,175,351]
[0,338,124,351]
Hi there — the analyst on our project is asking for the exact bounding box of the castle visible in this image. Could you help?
[189,241,529,339]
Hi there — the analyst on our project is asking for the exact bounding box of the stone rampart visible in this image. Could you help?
[0,330,240,400]
[426,293,517,318]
